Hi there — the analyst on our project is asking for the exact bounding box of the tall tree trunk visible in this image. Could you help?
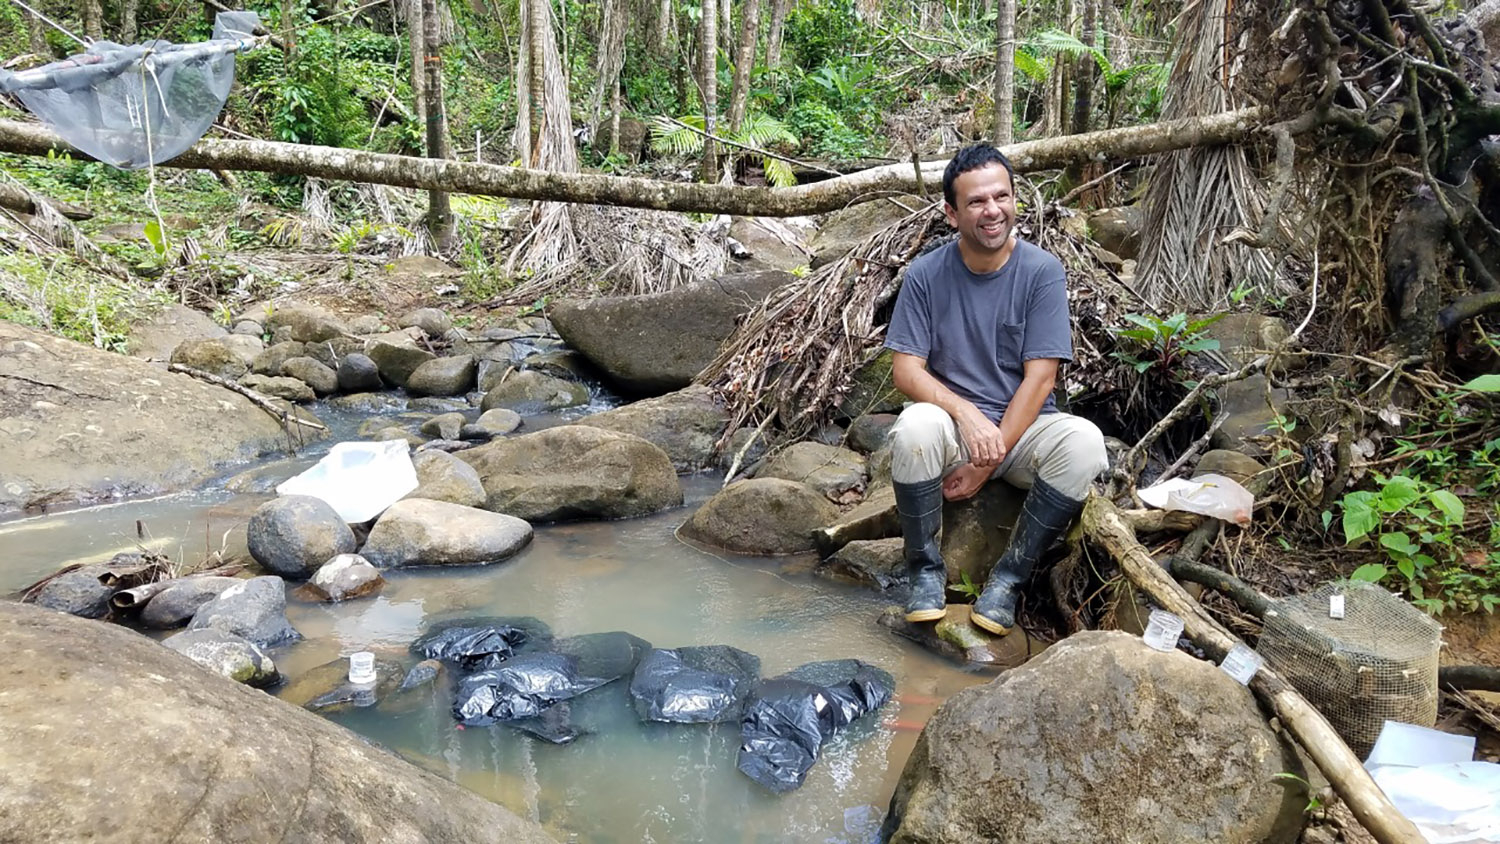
[726,0,762,133]
[25,10,48,56]
[655,0,673,56]
[1070,0,1097,136]
[589,0,628,136]
[764,0,789,69]
[720,0,732,44]
[120,0,140,43]
[920,0,940,28]
[422,0,453,246]
[610,74,622,156]
[992,0,1016,144]
[408,0,427,146]
[529,0,547,164]
[699,0,718,182]
[0,108,1269,217]
[83,0,104,40]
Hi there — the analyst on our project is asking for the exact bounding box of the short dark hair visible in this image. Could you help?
[942,144,1015,208]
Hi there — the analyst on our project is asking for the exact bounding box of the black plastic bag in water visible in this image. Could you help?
[412,617,552,673]
[736,659,894,793]
[504,632,653,744]
[629,645,761,724]
[454,652,608,726]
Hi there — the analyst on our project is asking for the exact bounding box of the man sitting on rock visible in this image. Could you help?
[884,143,1108,635]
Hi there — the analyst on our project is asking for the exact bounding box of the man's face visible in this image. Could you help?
[944,163,1016,254]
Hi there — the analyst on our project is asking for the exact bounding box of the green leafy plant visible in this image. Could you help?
[1110,312,1224,374]
[1271,772,1323,812]
[650,112,800,186]
[953,571,982,601]
[1341,473,1472,612]
[1023,29,1169,126]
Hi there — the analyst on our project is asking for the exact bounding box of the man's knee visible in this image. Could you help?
[888,402,951,450]
[1037,416,1108,498]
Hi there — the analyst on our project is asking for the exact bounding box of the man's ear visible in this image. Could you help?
[942,202,957,227]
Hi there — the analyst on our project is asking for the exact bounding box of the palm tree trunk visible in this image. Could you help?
[83,0,104,40]
[764,0,789,69]
[655,0,673,56]
[726,0,762,134]
[529,0,547,165]
[1070,0,1097,136]
[408,0,426,148]
[422,0,452,246]
[699,0,718,182]
[120,0,140,43]
[993,0,1016,144]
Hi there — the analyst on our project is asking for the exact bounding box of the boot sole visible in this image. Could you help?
[905,607,947,623]
[970,609,1012,636]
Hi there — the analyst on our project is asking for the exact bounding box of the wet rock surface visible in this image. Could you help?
[247,495,357,579]
[882,631,1305,844]
[302,554,384,602]
[480,370,589,414]
[681,478,839,555]
[817,538,904,590]
[459,425,683,522]
[187,575,301,647]
[162,628,279,686]
[406,355,476,397]
[0,602,557,843]
[576,385,727,470]
[360,498,533,567]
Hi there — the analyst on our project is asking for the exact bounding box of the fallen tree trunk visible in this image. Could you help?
[0,107,1268,217]
[0,182,92,220]
[1081,496,1424,844]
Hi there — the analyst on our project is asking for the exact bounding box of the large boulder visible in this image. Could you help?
[187,575,300,648]
[591,114,650,160]
[280,357,339,396]
[550,270,791,395]
[31,566,114,618]
[480,370,589,414]
[458,425,683,522]
[239,374,316,403]
[251,340,307,376]
[397,307,452,338]
[0,601,557,844]
[882,631,1306,844]
[756,441,866,501]
[679,478,838,555]
[405,449,487,507]
[169,337,257,380]
[1087,205,1143,261]
[728,216,816,273]
[140,576,243,628]
[261,304,348,343]
[364,339,435,388]
[360,498,533,567]
[246,495,358,579]
[162,628,279,686]
[127,304,227,361]
[809,196,922,268]
[336,352,383,392]
[0,323,323,516]
[576,385,727,470]
[941,482,1027,586]
[406,355,476,397]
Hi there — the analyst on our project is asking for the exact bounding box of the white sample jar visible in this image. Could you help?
[1142,609,1184,652]
[348,651,377,685]
[1219,643,1264,685]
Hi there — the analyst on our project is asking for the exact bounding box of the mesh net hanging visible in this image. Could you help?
[0,11,261,169]
[1256,580,1442,757]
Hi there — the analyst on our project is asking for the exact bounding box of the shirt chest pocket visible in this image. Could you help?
[996,322,1025,371]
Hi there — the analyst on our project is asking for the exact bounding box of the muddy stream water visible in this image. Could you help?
[0,400,988,843]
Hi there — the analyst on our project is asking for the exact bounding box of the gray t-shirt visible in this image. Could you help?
[884,239,1072,422]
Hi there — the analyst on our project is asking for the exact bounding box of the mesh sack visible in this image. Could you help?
[0,12,259,169]
[1256,580,1441,757]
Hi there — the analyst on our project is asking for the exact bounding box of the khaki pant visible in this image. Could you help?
[887,403,1108,499]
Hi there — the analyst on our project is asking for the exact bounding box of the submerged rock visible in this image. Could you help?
[576,385,727,470]
[817,537,904,590]
[302,554,384,602]
[881,631,1306,844]
[278,655,404,712]
[187,575,300,648]
[680,478,838,555]
[0,602,556,844]
[246,495,357,579]
[162,628,279,687]
[361,499,533,568]
[876,605,1038,669]
[550,270,791,395]
[140,576,243,628]
[458,425,682,522]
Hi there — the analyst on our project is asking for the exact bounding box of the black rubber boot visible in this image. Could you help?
[894,478,948,623]
[971,480,1084,636]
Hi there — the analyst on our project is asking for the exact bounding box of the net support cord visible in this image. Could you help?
[1080,495,1426,844]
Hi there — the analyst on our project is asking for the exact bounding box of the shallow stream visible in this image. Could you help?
[0,401,987,843]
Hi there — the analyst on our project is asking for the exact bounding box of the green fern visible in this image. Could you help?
[649,112,800,186]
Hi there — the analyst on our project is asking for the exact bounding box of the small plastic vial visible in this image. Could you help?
[1219,643,1263,685]
[1142,609,1184,652]
[348,651,377,685]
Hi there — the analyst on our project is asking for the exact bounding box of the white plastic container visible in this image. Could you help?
[275,440,418,523]
[1219,643,1263,685]
[1142,609,1184,652]
[348,651,377,685]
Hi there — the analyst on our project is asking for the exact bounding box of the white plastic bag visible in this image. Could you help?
[1137,473,1254,526]
[275,440,419,523]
